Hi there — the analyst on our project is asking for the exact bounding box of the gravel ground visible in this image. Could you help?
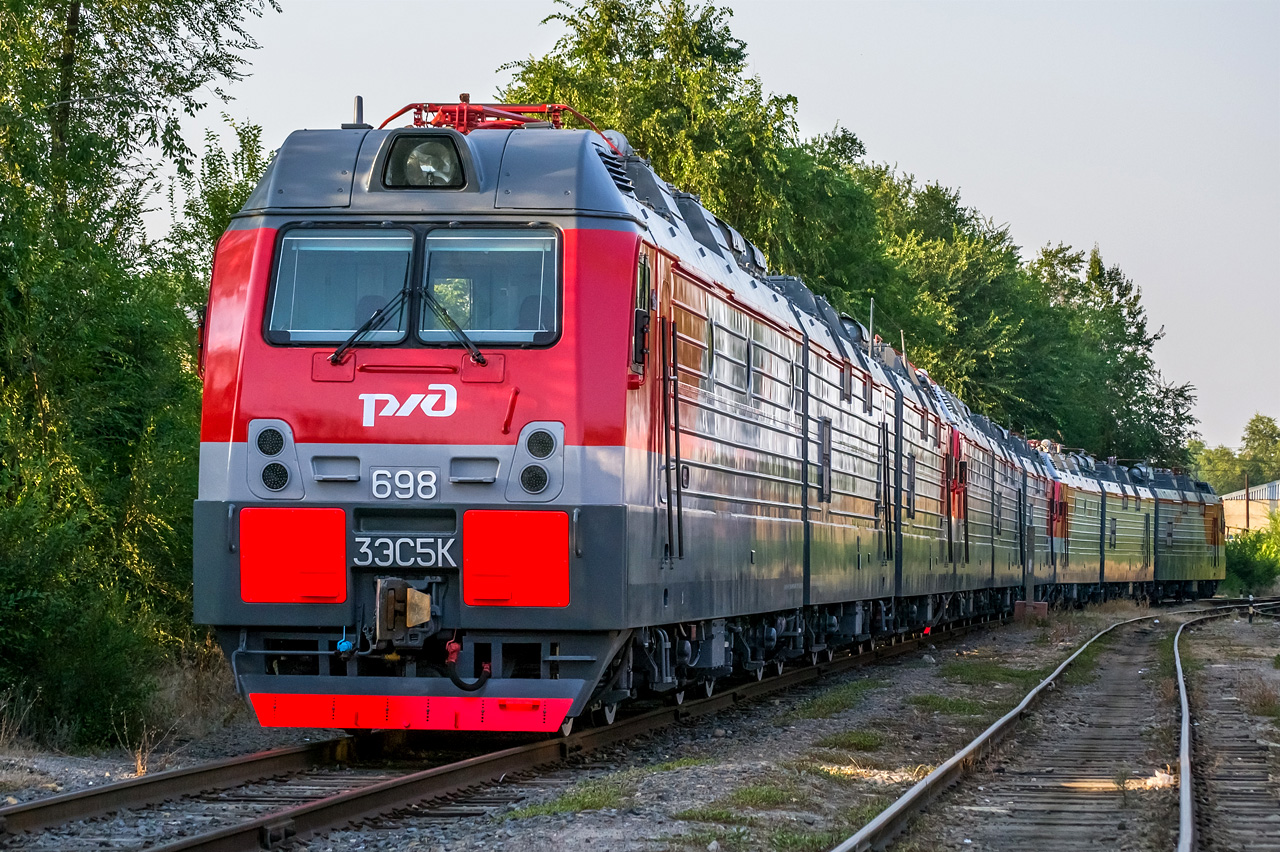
[292,605,1152,852]
[0,712,342,807]
[1184,613,1280,851]
[890,620,1182,852]
[0,602,1216,852]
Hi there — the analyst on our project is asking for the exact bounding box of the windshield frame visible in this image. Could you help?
[262,222,564,352]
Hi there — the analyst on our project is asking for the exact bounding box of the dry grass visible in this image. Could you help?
[149,634,243,741]
[804,758,932,786]
[0,688,38,754]
[1093,599,1150,616]
[940,658,1045,688]
[0,766,55,794]
[785,678,889,721]
[814,729,883,752]
[503,756,707,820]
[1238,674,1280,719]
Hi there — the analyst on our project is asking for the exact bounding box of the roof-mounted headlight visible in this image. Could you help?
[385,136,464,188]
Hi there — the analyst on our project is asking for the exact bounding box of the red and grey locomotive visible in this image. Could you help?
[194,99,1224,734]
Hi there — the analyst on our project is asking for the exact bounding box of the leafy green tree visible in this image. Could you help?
[501,0,797,245]
[1191,414,1280,494]
[499,0,889,306]
[166,116,271,313]
[500,0,1198,467]
[767,129,888,316]
[0,0,276,745]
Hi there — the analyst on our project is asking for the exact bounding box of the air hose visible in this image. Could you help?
[445,639,491,692]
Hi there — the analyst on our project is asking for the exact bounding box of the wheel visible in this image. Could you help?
[772,659,785,676]
[668,689,686,706]
[701,678,715,699]
[753,664,765,682]
[592,702,618,726]
[823,648,835,663]
[559,716,575,736]
[809,651,820,667]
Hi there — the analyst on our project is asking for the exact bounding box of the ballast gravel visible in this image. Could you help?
[0,603,1235,852]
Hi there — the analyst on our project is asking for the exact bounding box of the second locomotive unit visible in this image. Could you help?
[194,99,1223,734]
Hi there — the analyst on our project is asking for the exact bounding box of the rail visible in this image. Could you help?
[0,616,1000,850]
[827,599,1280,852]
[0,736,367,835]
[1173,602,1278,852]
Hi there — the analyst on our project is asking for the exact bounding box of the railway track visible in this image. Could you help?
[827,601,1280,852]
[0,613,999,851]
[1180,610,1280,851]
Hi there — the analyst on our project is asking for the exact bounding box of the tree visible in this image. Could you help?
[166,116,272,313]
[1223,512,1280,595]
[1191,414,1280,494]
[500,0,795,232]
[499,0,1198,467]
[0,0,277,745]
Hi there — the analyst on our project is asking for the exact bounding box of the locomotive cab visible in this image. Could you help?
[196,104,645,732]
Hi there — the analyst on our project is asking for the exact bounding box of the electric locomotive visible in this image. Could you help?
[194,98,1223,734]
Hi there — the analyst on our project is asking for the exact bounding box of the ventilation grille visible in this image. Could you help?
[597,148,635,194]
[928,381,960,423]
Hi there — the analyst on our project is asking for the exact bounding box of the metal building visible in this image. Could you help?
[1221,479,1280,533]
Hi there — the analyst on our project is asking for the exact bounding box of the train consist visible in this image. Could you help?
[194,99,1224,734]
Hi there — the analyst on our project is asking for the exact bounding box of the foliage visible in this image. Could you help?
[1190,414,1280,495]
[500,0,799,247]
[1223,514,1280,595]
[166,117,271,313]
[502,0,1198,465]
[0,0,275,746]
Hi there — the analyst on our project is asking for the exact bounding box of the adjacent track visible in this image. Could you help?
[0,737,363,835]
[829,602,1278,852]
[1178,609,1280,852]
[0,613,1000,851]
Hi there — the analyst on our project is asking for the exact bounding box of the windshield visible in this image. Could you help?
[420,230,558,345]
[267,229,412,344]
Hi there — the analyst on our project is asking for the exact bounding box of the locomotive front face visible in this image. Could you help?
[195,123,643,732]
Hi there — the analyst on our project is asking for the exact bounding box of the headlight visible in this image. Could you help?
[403,140,458,186]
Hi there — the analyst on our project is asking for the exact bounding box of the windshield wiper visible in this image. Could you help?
[421,287,487,365]
[330,287,411,365]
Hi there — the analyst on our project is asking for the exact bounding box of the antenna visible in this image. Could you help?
[867,297,875,359]
[343,95,372,130]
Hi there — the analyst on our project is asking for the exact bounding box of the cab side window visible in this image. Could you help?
[631,253,652,371]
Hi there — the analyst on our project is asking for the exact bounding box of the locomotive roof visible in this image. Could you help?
[238,115,1208,495]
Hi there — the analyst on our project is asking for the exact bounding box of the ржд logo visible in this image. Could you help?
[359,385,457,426]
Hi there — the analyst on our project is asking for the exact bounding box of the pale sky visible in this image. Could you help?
[188,0,1279,448]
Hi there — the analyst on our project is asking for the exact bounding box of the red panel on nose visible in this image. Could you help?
[239,507,347,603]
[462,510,570,607]
[248,692,572,732]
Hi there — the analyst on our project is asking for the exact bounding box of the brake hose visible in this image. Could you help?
[445,639,491,692]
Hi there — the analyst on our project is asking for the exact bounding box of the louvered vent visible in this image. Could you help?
[928,381,959,422]
[597,148,635,194]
